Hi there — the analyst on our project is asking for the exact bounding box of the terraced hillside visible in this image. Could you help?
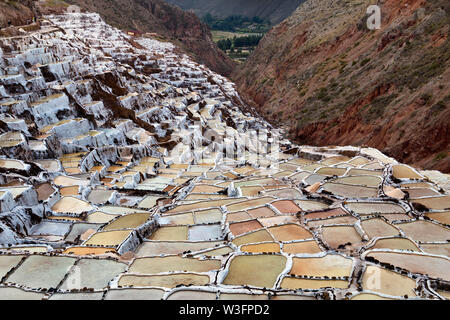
[0,13,448,300]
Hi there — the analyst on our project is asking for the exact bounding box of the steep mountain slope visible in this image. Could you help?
[62,0,235,76]
[166,0,305,24]
[234,0,450,173]
[0,0,36,27]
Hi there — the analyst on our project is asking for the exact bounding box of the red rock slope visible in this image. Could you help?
[234,0,449,172]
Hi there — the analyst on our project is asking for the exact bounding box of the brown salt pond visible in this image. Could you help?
[345,202,406,215]
[247,206,276,219]
[62,246,117,256]
[395,221,450,242]
[87,211,119,224]
[136,241,224,256]
[412,196,450,211]
[332,176,382,187]
[268,224,313,242]
[226,197,275,212]
[193,208,223,224]
[362,265,417,297]
[241,242,280,253]
[321,225,363,249]
[165,199,238,214]
[118,273,210,288]
[36,183,56,201]
[59,186,79,196]
[263,188,302,199]
[258,215,298,228]
[167,290,217,300]
[283,241,323,254]
[51,197,93,214]
[223,255,286,288]
[365,251,450,281]
[361,218,400,238]
[368,237,420,252]
[315,167,347,177]
[425,211,450,225]
[290,254,353,278]
[350,293,395,300]
[322,183,378,198]
[53,175,90,187]
[402,188,440,198]
[148,226,189,241]
[419,243,450,257]
[304,208,348,220]
[307,216,358,227]
[87,189,115,204]
[392,165,423,179]
[271,200,302,214]
[84,230,132,246]
[346,168,383,177]
[159,213,194,226]
[226,211,252,223]
[240,186,264,197]
[103,213,151,231]
[294,200,330,211]
[232,230,274,247]
[229,220,263,236]
[281,278,349,290]
[129,256,221,274]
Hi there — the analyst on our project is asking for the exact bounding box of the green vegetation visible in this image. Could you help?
[202,14,271,33]
[217,35,262,51]
[434,152,447,161]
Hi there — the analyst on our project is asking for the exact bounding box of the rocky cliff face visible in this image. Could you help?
[64,0,235,76]
[234,0,450,173]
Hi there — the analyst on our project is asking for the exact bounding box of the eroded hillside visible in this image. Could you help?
[234,0,450,173]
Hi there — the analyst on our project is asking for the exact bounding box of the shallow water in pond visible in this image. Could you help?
[369,237,420,251]
[283,241,323,254]
[332,176,381,187]
[148,226,188,241]
[87,211,119,224]
[159,213,194,226]
[118,274,210,288]
[361,218,400,238]
[362,265,416,297]
[136,241,224,256]
[226,197,274,212]
[366,251,450,281]
[103,213,151,231]
[84,230,132,246]
[268,224,313,242]
[395,220,450,242]
[241,242,280,253]
[281,278,349,290]
[345,202,405,214]
[223,255,286,288]
[322,226,362,249]
[322,183,378,198]
[232,230,274,247]
[129,256,221,274]
[412,196,450,210]
[52,197,93,214]
[392,165,422,179]
[290,255,353,277]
